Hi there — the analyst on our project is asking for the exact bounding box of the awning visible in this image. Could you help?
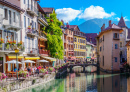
[8,56,24,59]
[41,56,56,61]
[25,57,40,60]
[87,57,91,59]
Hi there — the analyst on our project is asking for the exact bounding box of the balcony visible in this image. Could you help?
[26,48,38,55]
[39,49,49,56]
[0,43,24,53]
[39,31,47,41]
[3,19,21,31]
[68,48,74,51]
[38,12,48,26]
[26,28,39,37]
[26,4,38,16]
[68,41,73,44]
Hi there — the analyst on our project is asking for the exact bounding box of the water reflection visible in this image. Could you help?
[21,67,130,92]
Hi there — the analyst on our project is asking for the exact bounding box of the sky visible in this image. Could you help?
[39,0,130,25]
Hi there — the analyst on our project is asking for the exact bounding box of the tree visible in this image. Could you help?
[44,11,63,59]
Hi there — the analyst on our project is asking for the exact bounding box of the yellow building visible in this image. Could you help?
[69,25,86,62]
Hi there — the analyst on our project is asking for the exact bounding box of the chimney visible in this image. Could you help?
[109,20,111,27]
[66,22,69,28]
[101,24,105,31]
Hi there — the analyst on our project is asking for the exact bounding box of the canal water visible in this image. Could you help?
[21,66,130,92]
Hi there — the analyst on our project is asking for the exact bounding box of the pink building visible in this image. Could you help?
[97,20,123,71]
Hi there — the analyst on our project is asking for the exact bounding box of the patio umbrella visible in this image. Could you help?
[5,60,22,64]
[38,59,48,63]
[22,60,35,63]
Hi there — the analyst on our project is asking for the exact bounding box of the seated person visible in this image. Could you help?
[14,67,17,72]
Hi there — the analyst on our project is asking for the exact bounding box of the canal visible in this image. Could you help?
[21,66,130,92]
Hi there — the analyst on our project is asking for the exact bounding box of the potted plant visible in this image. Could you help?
[0,72,7,82]
[19,70,29,78]
[5,39,11,50]
[28,26,31,29]
[17,41,23,49]
[0,38,4,48]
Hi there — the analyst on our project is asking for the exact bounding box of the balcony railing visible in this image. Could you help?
[38,13,48,25]
[26,4,38,16]
[3,19,21,31]
[39,49,49,56]
[0,43,24,52]
[26,48,38,55]
[26,28,39,37]
[68,48,74,51]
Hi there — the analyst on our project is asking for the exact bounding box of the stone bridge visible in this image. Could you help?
[68,63,99,73]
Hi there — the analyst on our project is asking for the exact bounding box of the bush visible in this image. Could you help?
[19,70,29,78]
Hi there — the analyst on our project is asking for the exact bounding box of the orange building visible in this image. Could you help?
[63,23,74,61]
[97,20,123,71]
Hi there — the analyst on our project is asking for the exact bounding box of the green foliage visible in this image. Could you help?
[44,11,63,59]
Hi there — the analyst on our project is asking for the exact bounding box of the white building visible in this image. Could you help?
[20,0,39,58]
[0,0,24,73]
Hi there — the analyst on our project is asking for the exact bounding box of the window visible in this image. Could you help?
[24,16,26,28]
[24,0,26,4]
[13,12,15,22]
[115,57,117,62]
[114,33,119,39]
[103,56,104,66]
[35,22,36,29]
[28,18,30,27]
[115,44,118,49]
[100,47,102,51]
[103,35,104,41]
[120,42,122,47]
[4,8,8,20]
[9,10,11,24]
[0,30,2,38]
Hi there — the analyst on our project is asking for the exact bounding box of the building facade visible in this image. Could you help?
[126,41,130,65]
[97,20,123,71]
[0,0,24,73]
[70,25,86,62]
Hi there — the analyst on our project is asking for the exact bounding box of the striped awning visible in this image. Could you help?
[25,57,40,60]
[8,56,24,59]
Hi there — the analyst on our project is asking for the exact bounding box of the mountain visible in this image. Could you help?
[78,18,130,33]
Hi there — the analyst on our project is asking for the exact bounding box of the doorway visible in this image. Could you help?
[0,57,3,73]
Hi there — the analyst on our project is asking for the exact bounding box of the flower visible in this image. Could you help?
[0,38,4,44]
[0,72,7,80]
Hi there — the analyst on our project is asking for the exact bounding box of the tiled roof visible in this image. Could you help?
[0,0,24,12]
[118,16,127,27]
[86,33,98,45]
[127,29,130,39]
[103,23,122,31]
[42,8,54,13]
[126,40,130,46]
[69,25,77,29]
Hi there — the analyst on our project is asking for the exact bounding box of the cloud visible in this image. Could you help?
[78,5,115,20]
[55,8,81,23]
[115,17,129,21]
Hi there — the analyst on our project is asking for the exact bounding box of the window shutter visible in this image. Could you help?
[24,37,26,52]
[114,33,115,38]
[117,33,119,38]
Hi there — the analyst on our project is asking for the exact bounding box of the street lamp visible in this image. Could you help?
[15,48,19,80]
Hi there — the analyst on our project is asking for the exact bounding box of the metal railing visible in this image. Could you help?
[38,13,47,23]
[0,43,24,52]
[26,4,38,15]
[26,28,39,36]
[26,48,38,54]
[39,49,49,55]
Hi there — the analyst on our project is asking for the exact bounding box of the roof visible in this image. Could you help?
[86,33,98,45]
[103,23,122,31]
[0,0,24,12]
[42,8,54,13]
[126,40,130,46]
[37,4,45,14]
[69,25,77,29]
[118,16,127,28]
[127,29,130,39]
[97,23,123,38]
